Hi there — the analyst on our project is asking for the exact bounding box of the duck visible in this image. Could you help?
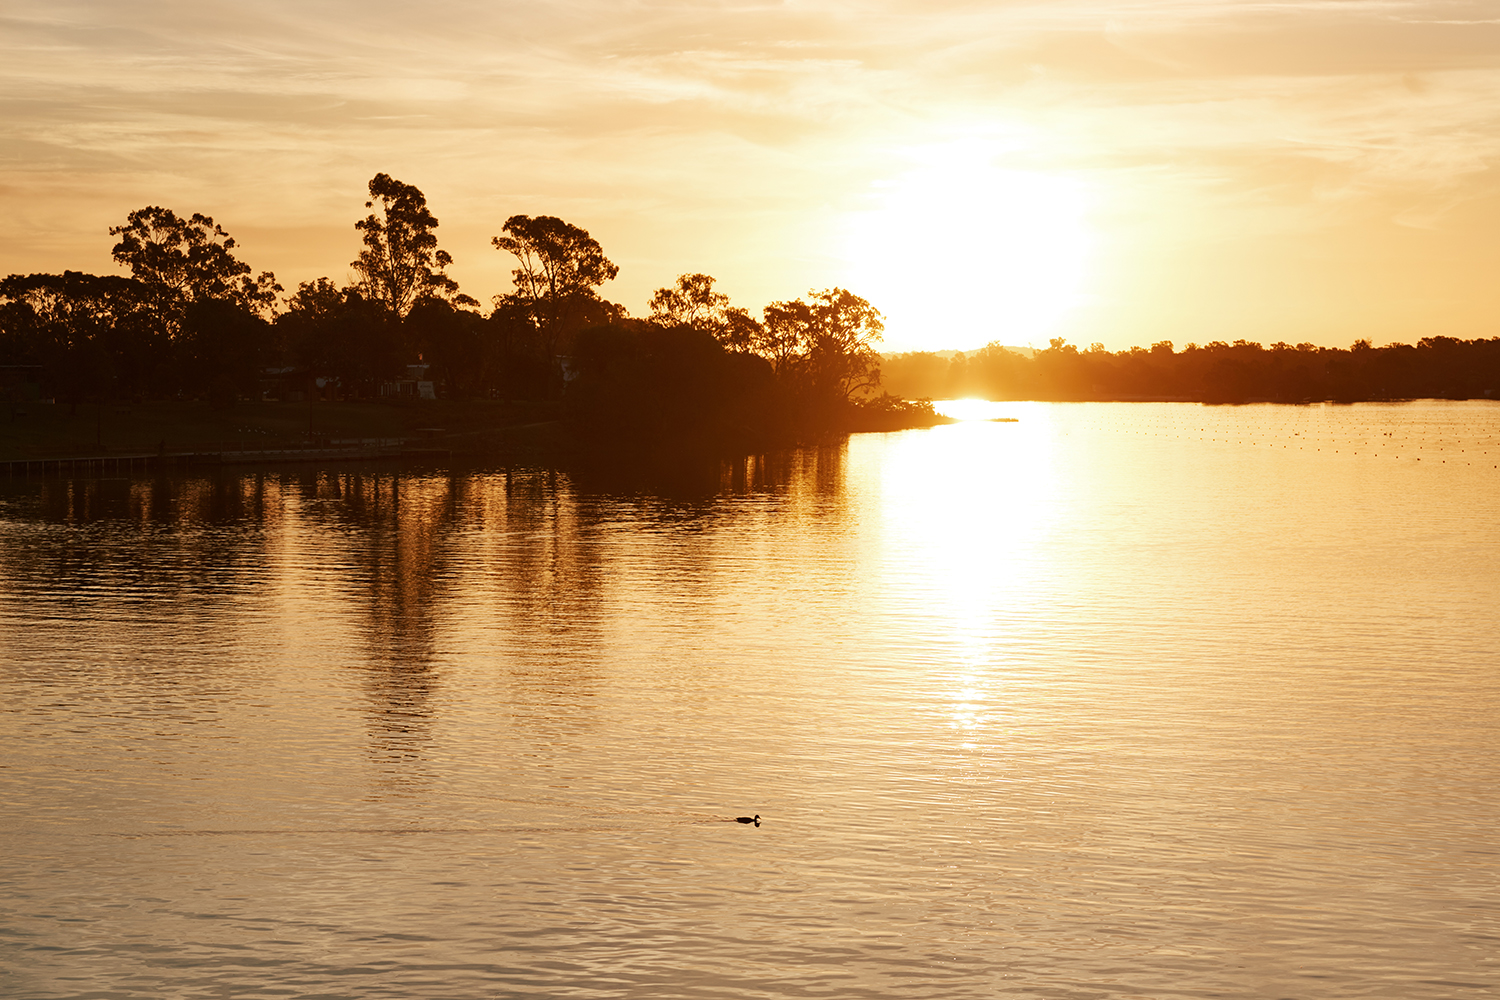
[735,814,761,827]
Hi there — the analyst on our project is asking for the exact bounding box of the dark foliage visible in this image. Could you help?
[180,298,275,408]
[842,393,947,432]
[109,206,280,329]
[276,279,403,395]
[1,271,161,402]
[404,297,491,399]
[492,214,619,361]
[566,320,786,455]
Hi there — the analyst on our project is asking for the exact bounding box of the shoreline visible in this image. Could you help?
[9,395,1492,476]
[0,397,952,473]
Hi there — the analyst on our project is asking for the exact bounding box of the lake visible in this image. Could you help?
[2,400,1497,999]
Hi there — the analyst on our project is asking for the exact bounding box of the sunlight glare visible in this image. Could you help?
[933,398,1019,422]
[863,409,1060,740]
[842,143,1094,353]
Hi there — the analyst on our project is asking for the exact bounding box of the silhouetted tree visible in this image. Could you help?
[649,272,762,352]
[482,296,556,400]
[567,320,782,453]
[881,334,1500,404]
[649,273,727,329]
[719,308,766,354]
[179,298,274,407]
[352,174,466,319]
[109,207,280,340]
[802,288,884,405]
[757,290,883,403]
[737,288,885,419]
[757,298,814,378]
[1032,338,1090,398]
[492,215,619,357]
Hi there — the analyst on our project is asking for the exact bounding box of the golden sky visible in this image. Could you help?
[2,0,1498,352]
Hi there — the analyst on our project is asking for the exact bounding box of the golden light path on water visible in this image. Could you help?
[871,400,1056,749]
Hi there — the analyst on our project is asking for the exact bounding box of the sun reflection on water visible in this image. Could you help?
[850,405,1063,745]
[931,397,1022,423]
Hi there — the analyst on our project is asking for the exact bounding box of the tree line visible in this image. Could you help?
[883,336,1500,404]
[1,173,929,447]
[9,171,1490,447]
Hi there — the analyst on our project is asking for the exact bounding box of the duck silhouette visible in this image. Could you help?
[735,814,761,827]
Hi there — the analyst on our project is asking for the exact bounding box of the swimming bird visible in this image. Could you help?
[736,814,761,826]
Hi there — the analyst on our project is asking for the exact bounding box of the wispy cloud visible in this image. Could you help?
[2,0,1498,345]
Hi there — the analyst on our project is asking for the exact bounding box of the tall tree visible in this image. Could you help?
[109,206,280,326]
[492,215,618,355]
[803,287,884,403]
[352,173,462,319]
[757,298,814,378]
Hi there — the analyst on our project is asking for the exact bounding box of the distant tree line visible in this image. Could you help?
[1,173,932,447]
[883,337,1500,404]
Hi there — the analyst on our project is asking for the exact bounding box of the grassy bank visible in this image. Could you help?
[0,398,566,462]
[2,395,952,471]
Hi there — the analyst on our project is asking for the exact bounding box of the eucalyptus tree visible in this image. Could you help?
[649,273,728,330]
[352,173,462,319]
[109,206,280,329]
[492,214,618,356]
[277,278,401,393]
[757,298,814,379]
[648,272,762,352]
[758,288,884,406]
[803,287,884,403]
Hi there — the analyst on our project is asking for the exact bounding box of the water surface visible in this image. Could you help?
[3,401,1498,999]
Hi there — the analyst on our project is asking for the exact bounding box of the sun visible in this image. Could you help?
[840,141,1094,354]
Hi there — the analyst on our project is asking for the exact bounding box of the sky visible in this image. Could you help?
[2,0,1499,353]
